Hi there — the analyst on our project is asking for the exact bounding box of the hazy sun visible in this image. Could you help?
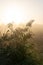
[2,7,26,24]
[1,5,33,25]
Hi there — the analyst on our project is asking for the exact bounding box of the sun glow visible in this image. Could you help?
[0,1,35,25]
[1,7,26,24]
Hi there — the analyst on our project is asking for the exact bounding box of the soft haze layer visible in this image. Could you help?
[0,0,43,24]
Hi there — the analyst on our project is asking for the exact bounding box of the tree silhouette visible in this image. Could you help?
[0,21,41,65]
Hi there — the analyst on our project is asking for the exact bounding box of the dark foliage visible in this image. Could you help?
[0,22,41,65]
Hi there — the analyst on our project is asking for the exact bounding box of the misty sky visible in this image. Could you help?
[0,0,43,24]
